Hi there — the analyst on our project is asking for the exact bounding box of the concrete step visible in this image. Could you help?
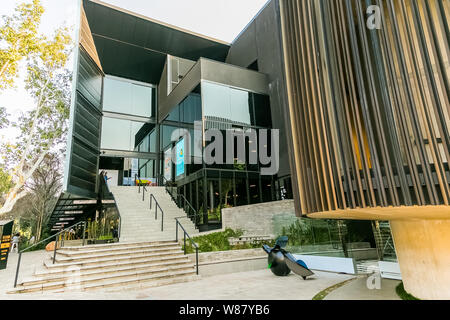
[22,262,195,287]
[44,251,190,271]
[53,247,184,263]
[57,243,181,258]
[62,240,177,251]
[104,274,199,293]
[11,268,197,294]
[36,255,191,278]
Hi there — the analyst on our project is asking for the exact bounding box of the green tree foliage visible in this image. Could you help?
[0,0,44,89]
[26,153,62,241]
[0,106,9,129]
[0,1,72,215]
[0,166,13,196]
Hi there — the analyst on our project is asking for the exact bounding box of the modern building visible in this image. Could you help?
[52,0,449,299]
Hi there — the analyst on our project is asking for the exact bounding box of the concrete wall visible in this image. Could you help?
[221,200,296,236]
[390,219,450,300]
[188,248,267,277]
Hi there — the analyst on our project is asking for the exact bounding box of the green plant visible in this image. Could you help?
[396,282,420,300]
[183,228,276,254]
[98,235,113,241]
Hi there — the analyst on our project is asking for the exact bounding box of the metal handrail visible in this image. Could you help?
[135,174,164,231]
[150,194,164,232]
[101,172,122,240]
[14,220,87,288]
[160,175,202,228]
[175,218,199,275]
[136,174,148,201]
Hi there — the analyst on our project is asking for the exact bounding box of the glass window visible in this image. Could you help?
[101,117,147,151]
[138,135,149,153]
[202,82,231,121]
[166,104,180,122]
[248,174,261,204]
[161,125,179,150]
[229,88,251,124]
[103,77,154,118]
[149,130,157,153]
[253,94,272,127]
[181,93,202,124]
[202,82,269,127]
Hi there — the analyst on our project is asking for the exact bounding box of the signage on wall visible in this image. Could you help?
[0,220,14,270]
[164,147,172,181]
[176,138,185,177]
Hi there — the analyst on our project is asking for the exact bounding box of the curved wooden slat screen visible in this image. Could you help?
[280,0,450,216]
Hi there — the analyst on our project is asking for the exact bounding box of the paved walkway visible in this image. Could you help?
[0,251,354,300]
[1,250,400,300]
[324,276,401,300]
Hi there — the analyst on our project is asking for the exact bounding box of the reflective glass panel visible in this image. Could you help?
[101,117,147,151]
[103,77,153,118]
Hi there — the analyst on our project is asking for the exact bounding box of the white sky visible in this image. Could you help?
[0,0,268,143]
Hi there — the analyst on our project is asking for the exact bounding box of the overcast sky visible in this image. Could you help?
[0,0,268,142]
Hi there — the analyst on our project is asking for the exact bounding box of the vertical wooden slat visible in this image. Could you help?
[279,0,450,216]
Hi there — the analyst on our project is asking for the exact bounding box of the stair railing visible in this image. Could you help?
[160,175,202,228]
[13,220,87,288]
[136,174,164,231]
[100,172,122,240]
[136,174,148,201]
[175,217,199,275]
[150,194,164,232]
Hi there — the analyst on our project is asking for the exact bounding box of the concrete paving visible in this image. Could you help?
[324,276,401,300]
[1,251,354,300]
[1,250,400,300]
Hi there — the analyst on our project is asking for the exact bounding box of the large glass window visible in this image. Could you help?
[180,93,202,124]
[202,82,271,128]
[103,77,154,118]
[101,117,147,151]
[202,82,251,125]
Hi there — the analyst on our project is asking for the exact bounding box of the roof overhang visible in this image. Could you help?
[82,0,231,85]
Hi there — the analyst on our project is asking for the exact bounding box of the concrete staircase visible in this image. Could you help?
[9,186,202,294]
[110,186,199,242]
[10,241,198,294]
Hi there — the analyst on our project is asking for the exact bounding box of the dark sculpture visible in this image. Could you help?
[263,236,314,280]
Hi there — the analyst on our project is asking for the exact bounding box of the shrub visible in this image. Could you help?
[182,228,274,254]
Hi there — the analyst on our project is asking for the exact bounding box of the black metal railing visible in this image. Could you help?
[136,174,164,231]
[150,194,164,232]
[14,220,87,288]
[175,217,199,275]
[100,172,122,240]
[160,175,203,228]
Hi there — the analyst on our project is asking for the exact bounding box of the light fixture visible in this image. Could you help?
[73,200,97,205]
[65,210,83,214]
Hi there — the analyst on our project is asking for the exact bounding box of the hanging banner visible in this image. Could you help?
[164,147,172,181]
[176,138,185,177]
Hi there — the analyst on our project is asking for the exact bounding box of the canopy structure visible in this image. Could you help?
[83,0,230,85]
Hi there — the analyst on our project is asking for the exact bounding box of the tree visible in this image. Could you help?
[0,166,13,197]
[0,106,9,129]
[0,0,44,89]
[27,153,62,241]
[0,25,71,215]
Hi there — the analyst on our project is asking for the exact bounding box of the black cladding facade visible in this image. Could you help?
[226,0,293,179]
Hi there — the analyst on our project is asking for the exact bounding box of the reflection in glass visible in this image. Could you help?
[101,117,147,151]
[103,77,154,118]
